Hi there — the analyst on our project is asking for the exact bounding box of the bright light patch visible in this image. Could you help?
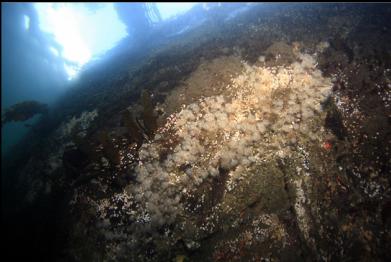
[64,64,78,79]
[156,3,198,20]
[23,15,30,30]
[33,3,198,79]
[49,46,59,57]
[34,3,127,79]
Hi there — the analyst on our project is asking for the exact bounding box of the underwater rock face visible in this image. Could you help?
[1,100,48,125]
[264,41,297,65]
[4,4,391,262]
[133,51,331,226]
[75,48,340,260]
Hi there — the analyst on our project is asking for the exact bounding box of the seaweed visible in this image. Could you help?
[322,97,348,140]
[97,130,120,166]
[122,109,144,143]
[120,90,158,143]
[330,36,354,63]
[141,90,158,138]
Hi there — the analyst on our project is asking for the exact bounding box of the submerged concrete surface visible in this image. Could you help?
[2,4,391,261]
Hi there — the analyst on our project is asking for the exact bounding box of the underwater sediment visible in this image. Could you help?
[2,3,391,261]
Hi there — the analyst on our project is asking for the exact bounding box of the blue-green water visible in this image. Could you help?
[1,3,68,154]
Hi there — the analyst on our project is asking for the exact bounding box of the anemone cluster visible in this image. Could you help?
[59,109,98,138]
[131,51,333,230]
